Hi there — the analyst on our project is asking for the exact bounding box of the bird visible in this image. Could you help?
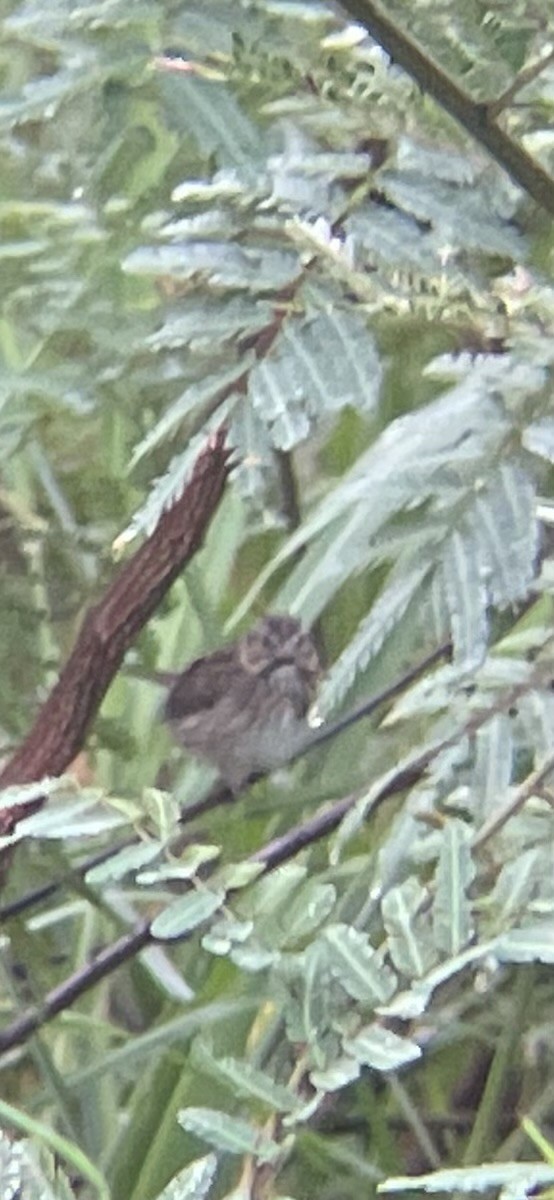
[163,614,321,791]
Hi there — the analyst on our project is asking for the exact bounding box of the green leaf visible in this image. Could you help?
[379,944,496,1020]
[138,845,221,885]
[162,76,264,165]
[248,304,381,451]
[442,527,488,670]
[201,916,254,956]
[246,863,307,921]
[484,848,544,931]
[496,923,554,964]
[280,881,336,945]
[229,944,278,971]
[151,888,225,940]
[474,714,514,820]
[322,924,397,1005]
[523,417,554,462]
[342,1023,422,1071]
[474,461,538,607]
[123,241,300,292]
[379,1161,554,1193]
[86,840,161,885]
[238,378,513,631]
[0,776,67,811]
[432,819,475,955]
[129,356,254,468]
[381,166,521,256]
[15,796,126,841]
[177,1108,280,1164]
[0,1130,75,1200]
[215,861,265,890]
[309,1055,360,1092]
[154,1154,217,1200]
[347,205,436,271]
[382,879,436,979]
[316,559,431,712]
[144,297,272,353]
[73,1000,257,1084]
[192,1041,298,1113]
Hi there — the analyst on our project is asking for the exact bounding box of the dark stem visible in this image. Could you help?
[338,0,554,214]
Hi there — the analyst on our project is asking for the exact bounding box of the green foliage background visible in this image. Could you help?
[1,1,554,1197]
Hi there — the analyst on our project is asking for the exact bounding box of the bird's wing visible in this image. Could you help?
[163,646,237,721]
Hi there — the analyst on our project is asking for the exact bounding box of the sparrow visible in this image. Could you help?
[163,614,321,791]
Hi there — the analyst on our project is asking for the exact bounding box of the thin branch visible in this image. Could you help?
[1,650,548,1054]
[179,642,451,821]
[471,750,554,850]
[302,642,449,754]
[0,922,152,1053]
[487,48,554,119]
[0,642,448,923]
[0,839,135,922]
[337,0,554,214]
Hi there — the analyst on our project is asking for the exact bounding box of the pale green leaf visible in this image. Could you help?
[516,689,554,758]
[229,945,278,971]
[144,297,272,353]
[484,848,544,930]
[280,881,336,945]
[235,382,510,629]
[0,1099,109,1200]
[474,461,538,606]
[381,168,522,256]
[215,861,265,890]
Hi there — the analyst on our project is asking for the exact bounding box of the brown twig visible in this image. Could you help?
[0,428,231,834]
